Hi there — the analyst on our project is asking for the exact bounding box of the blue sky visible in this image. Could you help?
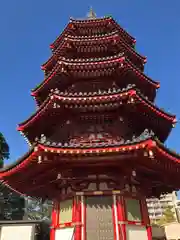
[0,0,180,193]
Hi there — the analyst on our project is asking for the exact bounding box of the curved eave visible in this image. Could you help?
[154,139,180,163]
[51,17,135,50]
[110,18,135,44]
[49,22,72,50]
[32,55,125,94]
[125,59,160,88]
[42,32,146,71]
[20,86,135,130]
[1,138,180,180]
[0,146,36,176]
[133,91,176,123]
[0,139,151,179]
[32,56,159,98]
[50,19,111,50]
[18,88,176,134]
[69,17,135,45]
[42,32,121,69]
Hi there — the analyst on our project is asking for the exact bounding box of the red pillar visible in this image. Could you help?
[50,200,59,240]
[141,197,152,240]
[113,194,121,240]
[117,195,127,240]
[81,195,86,240]
[74,196,82,240]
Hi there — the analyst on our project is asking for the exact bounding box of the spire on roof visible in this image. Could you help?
[87,7,96,19]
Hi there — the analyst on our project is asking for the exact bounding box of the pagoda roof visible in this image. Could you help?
[41,31,146,71]
[18,86,176,143]
[32,55,159,99]
[0,137,180,198]
[50,16,135,50]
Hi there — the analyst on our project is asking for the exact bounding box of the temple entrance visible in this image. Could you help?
[86,196,114,240]
[52,191,151,240]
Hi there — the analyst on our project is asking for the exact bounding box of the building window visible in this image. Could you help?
[59,199,73,224]
[125,198,142,222]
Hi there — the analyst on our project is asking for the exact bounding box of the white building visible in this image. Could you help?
[147,191,178,223]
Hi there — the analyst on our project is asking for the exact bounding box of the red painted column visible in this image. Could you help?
[112,194,121,240]
[72,197,76,222]
[141,197,152,240]
[74,196,82,240]
[56,201,60,227]
[117,195,126,240]
[81,195,86,240]
[50,200,59,240]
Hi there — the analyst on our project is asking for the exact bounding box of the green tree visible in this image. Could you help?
[0,184,25,220]
[0,132,9,166]
[26,197,52,221]
[156,206,176,225]
[0,133,25,220]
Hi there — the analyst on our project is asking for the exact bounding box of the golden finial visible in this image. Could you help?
[87,7,96,19]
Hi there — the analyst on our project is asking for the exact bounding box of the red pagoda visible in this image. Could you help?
[1,10,180,240]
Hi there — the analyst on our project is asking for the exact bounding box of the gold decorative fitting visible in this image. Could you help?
[66,120,70,124]
[34,146,38,152]
[132,186,137,193]
[57,173,61,179]
[76,192,84,196]
[149,150,154,158]
[125,184,130,192]
[60,224,65,228]
[112,190,121,194]
[93,191,103,195]
[144,151,148,157]
[38,156,42,164]
[135,222,141,226]
[132,170,136,177]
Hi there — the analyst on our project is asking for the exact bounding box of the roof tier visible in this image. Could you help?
[32,56,159,105]
[42,31,146,72]
[50,17,135,51]
[18,87,176,144]
[0,138,180,199]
